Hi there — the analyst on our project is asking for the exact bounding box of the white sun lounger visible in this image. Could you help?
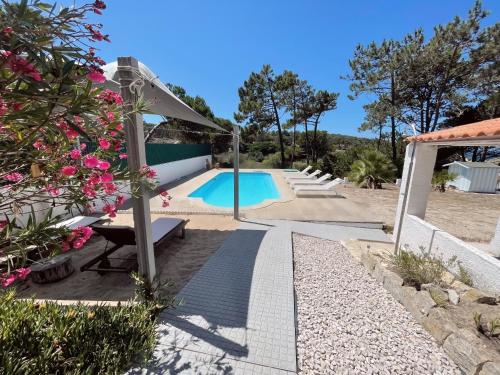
[282,165,312,176]
[285,169,321,181]
[293,178,343,191]
[289,173,332,187]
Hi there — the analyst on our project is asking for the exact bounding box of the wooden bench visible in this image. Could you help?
[80,218,188,274]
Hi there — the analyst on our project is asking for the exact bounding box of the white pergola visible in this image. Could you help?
[103,57,239,282]
[394,118,500,291]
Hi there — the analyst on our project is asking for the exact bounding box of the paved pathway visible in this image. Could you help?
[127,220,391,374]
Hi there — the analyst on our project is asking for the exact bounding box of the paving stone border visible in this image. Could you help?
[347,241,500,375]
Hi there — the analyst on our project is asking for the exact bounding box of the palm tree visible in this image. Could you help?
[349,150,396,189]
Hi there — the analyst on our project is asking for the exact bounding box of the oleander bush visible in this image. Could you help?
[0,289,157,375]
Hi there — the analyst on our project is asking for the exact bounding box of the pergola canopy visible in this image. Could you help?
[102,61,226,132]
[407,118,500,146]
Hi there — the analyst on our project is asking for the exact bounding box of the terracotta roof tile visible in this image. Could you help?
[408,118,500,143]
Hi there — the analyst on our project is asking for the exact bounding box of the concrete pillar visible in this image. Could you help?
[117,56,156,283]
[490,217,500,256]
[394,143,438,244]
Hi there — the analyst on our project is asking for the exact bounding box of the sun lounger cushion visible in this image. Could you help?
[151,218,184,243]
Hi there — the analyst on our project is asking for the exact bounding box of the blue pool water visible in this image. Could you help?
[189,172,280,208]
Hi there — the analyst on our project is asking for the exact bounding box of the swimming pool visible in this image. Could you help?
[189,172,280,208]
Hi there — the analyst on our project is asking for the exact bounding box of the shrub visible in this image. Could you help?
[348,149,396,189]
[321,150,354,178]
[391,248,447,288]
[0,289,157,375]
[262,152,283,168]
[432,170,458,192]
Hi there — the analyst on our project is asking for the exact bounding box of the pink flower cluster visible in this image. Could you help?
[92,0,106,14]
[2,52,42,81]
[3,172,23,182]
[1,267,31,288]
[87,68,106,83]
[62,226,93,251]
[97,89,123,105]
[159,189,172,208]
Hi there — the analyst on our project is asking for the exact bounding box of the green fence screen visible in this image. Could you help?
[145,144,211,166]
[84,143,211,166]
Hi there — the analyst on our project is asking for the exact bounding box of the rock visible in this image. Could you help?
[451,280,472,294]
[479,361,500,375]
[477,296,498,306]
[447,289,460,305]
[372,262,386,283]
[406,291,437,322]
[443,329,499,375]
[420,283,434,291]
[462,289,496,305]
[383,270,404,302]
[428,286,449,306]
[421,308,458,345]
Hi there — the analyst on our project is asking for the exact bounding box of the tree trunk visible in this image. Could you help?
[390,72,397,162]
[377,125,382,150]
[480,146,489,162]
[304,120,310,164]
[312,115,320,164]
[291,123,296,167]
[267,82,285,168]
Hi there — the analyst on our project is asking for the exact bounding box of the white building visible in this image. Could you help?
[444,161,500,193]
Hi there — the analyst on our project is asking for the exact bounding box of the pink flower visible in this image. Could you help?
[113,140,122,151]
[69,149,81,159]
[83,154,99,168]
[1,273,16,288]
[160,190,169,197]
[16,267,31,280]
[61,165,77,176]
[162,201,169,208]
[87,173,101,185]
[97,160,111,170]
[103,182,117,194]
[119,153,128,159]
[33,139,46,150]
[98,138,110,150]
[0,220,8,231]
[4,172,23,182]
[87,68,106,83]
[80,143,87,151]
[116,195,125,206]
[109,131,117,137]
[2,27,13,34]
[66,129,79,139]
[61,241,71,252]
[97,89,123,104]
[106,112,115,122]
[101,172,113,183]
[73,238,85,249]
[115,123,124,131]
[81,226,93,240]
[83,184,97,198]
[46,185,62,197]
[103,203,117,218]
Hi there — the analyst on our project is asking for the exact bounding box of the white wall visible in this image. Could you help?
[399,214,500,293]
[7,155,211,225]
[153,155,210,186]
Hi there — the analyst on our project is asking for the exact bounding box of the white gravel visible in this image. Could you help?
[293,234,460,375]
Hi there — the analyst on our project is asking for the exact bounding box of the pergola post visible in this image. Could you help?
[117,56,156,283]
[394,142,438,251]
[233,125,240,220]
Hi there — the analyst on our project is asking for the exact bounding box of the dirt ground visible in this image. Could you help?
[340,184,500,243]
[18,214,239,302]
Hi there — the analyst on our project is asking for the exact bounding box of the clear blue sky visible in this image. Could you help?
[88,0,499,137]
